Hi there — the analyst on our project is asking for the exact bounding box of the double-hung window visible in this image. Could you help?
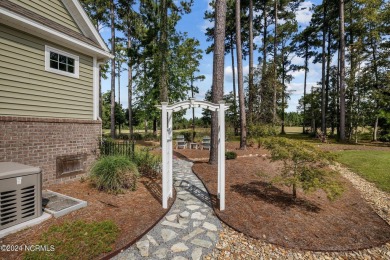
[45,46,79,78]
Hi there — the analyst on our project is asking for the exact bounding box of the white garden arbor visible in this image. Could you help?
[157,98,229,211]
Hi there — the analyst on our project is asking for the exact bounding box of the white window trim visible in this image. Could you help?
[45,45,79,78]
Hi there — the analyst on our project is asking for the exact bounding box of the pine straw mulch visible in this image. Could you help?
[0,176,173,260]
[174,144,390,252]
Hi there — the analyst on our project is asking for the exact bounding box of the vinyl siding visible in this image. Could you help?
[8,0,82,33]
[0,24,94,119]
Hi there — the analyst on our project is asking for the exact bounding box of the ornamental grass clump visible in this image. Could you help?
[132,148,161,178]
[259,137,343,200]
[90,155,139,193]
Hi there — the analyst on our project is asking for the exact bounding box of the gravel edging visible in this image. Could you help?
[206,163,390,259]
[333,163,390,224]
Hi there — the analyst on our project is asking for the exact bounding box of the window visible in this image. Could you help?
[45,46,79,78]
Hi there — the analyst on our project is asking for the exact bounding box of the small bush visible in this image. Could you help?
[248,124,278,138]
[132,133,143,140]
[379,132,390,142]
[133,148,162,178]
[90,156,139,193]
[225,151,237,160]
[24,220,119,260]
[116,133,129,140]
[173,131,194,142]
[259,137,343,200]
[144,133,160,141]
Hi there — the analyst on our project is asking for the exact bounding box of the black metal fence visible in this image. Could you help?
[100,139,135,158]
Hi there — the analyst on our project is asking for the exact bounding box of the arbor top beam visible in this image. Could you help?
[156,98,231,112]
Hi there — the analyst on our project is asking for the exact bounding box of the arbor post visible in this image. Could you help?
[219,101,226,210]
[167,110,173,198]
[161,102,168,208]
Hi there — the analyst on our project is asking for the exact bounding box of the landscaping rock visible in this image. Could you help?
[166,214,177,222]
[203,222,217,231]
[171,242,189,253]
[147,235,159,246]
[182,228,205,241]
[161,221,187,229]
[136,240,149,257]
[187,205,201,211]
[153,247,168,259]
[161,229,178,242]
[191,212,206,220]
[191,238,213,249]
[191,247,203,260]
[179,211,190,218]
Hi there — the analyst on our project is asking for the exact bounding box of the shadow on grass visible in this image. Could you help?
[231,181,321,213]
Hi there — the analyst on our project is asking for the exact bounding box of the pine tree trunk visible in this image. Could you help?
[127,28,133,139]
[160,0,168,102]
[209,0,227,165]
[110,0,116,139]
[321,1,327,134]
[117,59,121,135]
[325,25,331,135]
[273,0,278,125]
[339,0,346,141]
[248,0,254,124]
[302,44,308,134]
[235,0,246,149]
[230,41,238,136]
[281,47,285,135]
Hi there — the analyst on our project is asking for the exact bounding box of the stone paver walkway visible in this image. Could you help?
[114,159,222,260]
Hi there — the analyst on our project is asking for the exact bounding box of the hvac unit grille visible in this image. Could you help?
[0,162,42,231]
[1,190,17,226]
[21,186,36,219]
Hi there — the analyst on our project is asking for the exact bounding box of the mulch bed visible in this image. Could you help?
[0,176,173,260]
[175,144,390,251]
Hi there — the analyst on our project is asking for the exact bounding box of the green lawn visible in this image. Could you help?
[335,150,390,193]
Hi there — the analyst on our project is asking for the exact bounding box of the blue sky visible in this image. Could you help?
[100,0,323,118]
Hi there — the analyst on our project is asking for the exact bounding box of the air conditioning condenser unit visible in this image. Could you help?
[0,162,42,230]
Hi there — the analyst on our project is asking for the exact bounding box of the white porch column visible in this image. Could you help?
[219,101,226,211]
[161,102,168,208]
[167,110,173,198]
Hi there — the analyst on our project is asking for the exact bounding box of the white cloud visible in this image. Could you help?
[200,20,214,33]
[287,81,317,96]
[224,65,249,83]
[296,1,313,26]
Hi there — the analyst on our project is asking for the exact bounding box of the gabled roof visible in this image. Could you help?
[0,0,112,60]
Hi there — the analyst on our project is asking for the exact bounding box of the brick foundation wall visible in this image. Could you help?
[0,116,101,187]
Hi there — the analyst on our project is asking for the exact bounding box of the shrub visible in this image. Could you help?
[116,133,129,140]
[225,151,237,160]
[248,124,278,138]
[379,131,390,142]
[24,220,119,260]
[173,131,194,142]
[144,133,160,141]
[259,137,343,200]
[133,148,161,178]
[90,156,139,193]
[132,133,143,140]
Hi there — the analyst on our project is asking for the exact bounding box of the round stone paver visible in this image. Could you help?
[113,158,222,260]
